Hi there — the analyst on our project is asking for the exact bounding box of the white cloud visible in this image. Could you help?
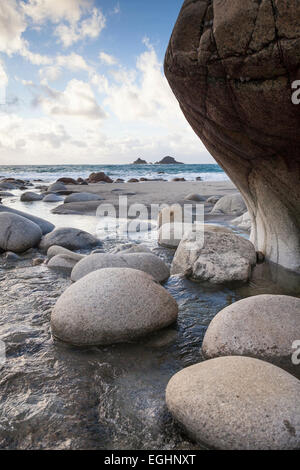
[21,0,91,25]
[54,7,106,47]
[0,59,8,104]
[0,36,211,164]
[35,79,106,120]
[103,38,189,128]
[39,52,92,82]
[0,0,52,65]
[0,60,8,88]
[0,0,26,55]
[99,52,118,66]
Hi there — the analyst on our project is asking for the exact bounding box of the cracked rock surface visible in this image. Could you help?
[165,0,300,272]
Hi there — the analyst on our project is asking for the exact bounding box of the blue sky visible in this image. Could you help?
[0,0,212,165]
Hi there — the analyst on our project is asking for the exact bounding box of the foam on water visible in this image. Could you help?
[0,164,228,183]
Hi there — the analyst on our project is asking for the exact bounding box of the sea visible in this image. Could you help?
[0,163,228,183]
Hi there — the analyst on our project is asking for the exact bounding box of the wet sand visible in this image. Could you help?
[52,180,237,216]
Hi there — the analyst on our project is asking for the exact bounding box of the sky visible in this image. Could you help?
[0,0,213,165]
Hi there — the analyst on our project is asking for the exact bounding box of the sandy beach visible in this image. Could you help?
[52,180,237,216]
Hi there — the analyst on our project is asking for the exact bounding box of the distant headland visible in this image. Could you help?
[132,156,184,165]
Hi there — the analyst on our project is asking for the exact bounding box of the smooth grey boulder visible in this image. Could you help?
[0,192,14,198]
[40,227,99,252]
[202,295,300,370]
[48,255,79,273]
[43,194,64,203]
[71,252,170,283]
[206,196,221,205]
[158,223,232,249]
[0,182,16,190]
[0,205,54,234]
[184,193,205,202]
[211,193,247,216]
[48,182,67,192]
[51,268,178,346]
[52,201,103,215]
[20,192,43,202]
[47,245,85,261]
[111,244,152,255]
[158,223,193,249]
[4,251,21,261]
[0,212,42,253]
[166,356,300,450]
[232,211,252,232]
[64,192,104,203]
[171,231,256,284]
[158,205,183,228]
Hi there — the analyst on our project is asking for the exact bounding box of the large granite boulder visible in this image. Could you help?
[202,294,300,371]
[64,192,104,203]
[87,172,113,183]
[158,223,232,249]
[158,222,193,249]
[48,255,80,274]
[20,192,43,202]
[111,243,152,255]
[48,182,67,193]
[165,0,300,272]
[211,193,247,216]
[166,356,300,450]
[47,245,86,261]
[232,211,252,232]
[71,252,170,283]
[158,205,183,228]
[43,194,64,203]
[57,177,78,185]
[51,268,178,346]
[0,205,54,234]
[0,212,42,253]
[39,227,99,252]
[171,231,256,283]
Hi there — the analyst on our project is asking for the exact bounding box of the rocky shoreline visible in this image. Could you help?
[0,172,299,449]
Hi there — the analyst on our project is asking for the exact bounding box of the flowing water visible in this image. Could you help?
[0,190,300,450]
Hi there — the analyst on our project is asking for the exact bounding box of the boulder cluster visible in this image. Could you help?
[155,198,300,449]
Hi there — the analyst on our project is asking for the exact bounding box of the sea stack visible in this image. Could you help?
[164,0,300,272]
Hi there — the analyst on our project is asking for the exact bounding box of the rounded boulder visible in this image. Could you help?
[202,295,300,369]
[166,356,300,450]
[0,212,42,253]
[71,252,170,283]
[51,268,178,346]
[39,227,99,252]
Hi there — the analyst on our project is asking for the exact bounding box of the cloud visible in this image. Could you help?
[99,52,118,66]
[0,59,8,88]
[54,7,106,47]
[35,79,106,120]
[102,38,188,127]
[21,0,91,25]
[0,59,8,104]
[0,0,52,64]
[0,1,105,64]
[0,0,27,55]
[0,34,211,164]
[39,52,92,83]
